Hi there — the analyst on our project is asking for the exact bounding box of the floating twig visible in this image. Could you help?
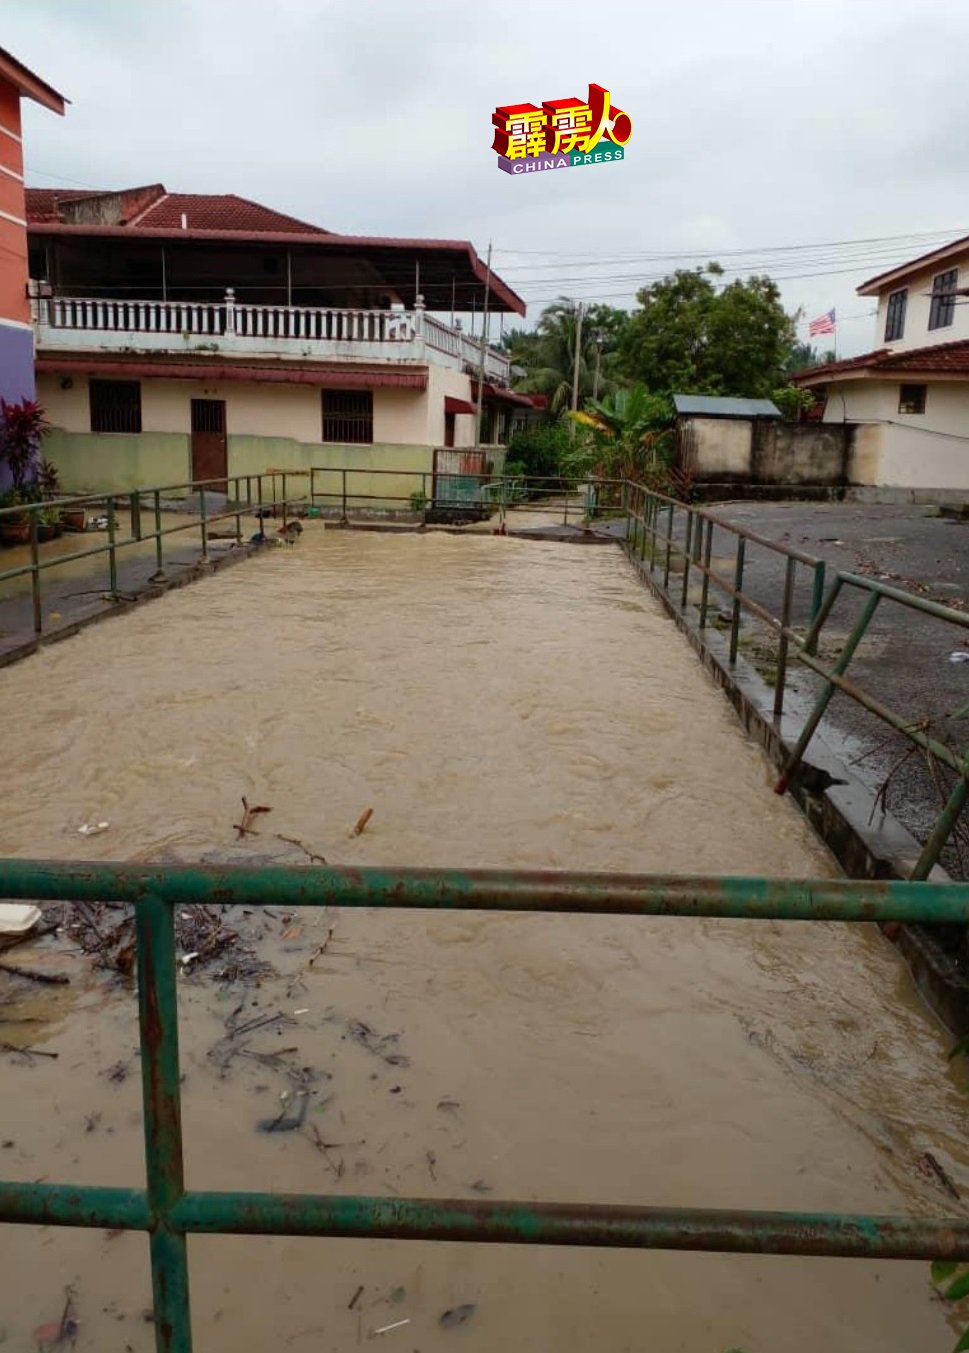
[234,796,272,839]
[276,833,328,865]
[0,961,69,985]
[350,807,373,838]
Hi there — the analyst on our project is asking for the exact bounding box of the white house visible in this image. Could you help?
[794,234,969,497]
[26,184,532,504]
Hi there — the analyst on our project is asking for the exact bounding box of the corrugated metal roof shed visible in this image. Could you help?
[673,395,781,418]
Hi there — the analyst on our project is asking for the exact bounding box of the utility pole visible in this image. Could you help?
[592,329,603,400]
[570,301,584,437]
[473,242,493,454]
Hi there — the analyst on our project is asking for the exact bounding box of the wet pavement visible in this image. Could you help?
[709,501,969,874]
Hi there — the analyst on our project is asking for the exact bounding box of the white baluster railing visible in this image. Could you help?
[41,294,504,370]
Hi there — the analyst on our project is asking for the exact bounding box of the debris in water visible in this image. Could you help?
[950,652,969,664]
[276,834,327,865]
[351,807,374,837]
[257,1087,309,1134]
[234,796,272,839]
[0,903,41,938]
[439,1304,476,1329]
[348,1286,364,1312]
[346,1017,409,1066]
[77,821,109,836]
[917,1150,961,1200]
[426,1150,437,1181]
[1,1041,58,1061]
[0,960,69,986]
[372,1318,410,1336]
[34,1287,78,1350]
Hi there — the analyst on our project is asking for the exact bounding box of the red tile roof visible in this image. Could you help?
[26,186,329,234]
[794,338,969,384]
[25,189,97,222]
[131,192,330,234]
[25,185,526,316]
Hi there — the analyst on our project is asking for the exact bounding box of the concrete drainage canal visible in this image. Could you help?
[1,521,969,1352]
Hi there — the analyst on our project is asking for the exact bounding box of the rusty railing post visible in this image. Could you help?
[199,487,208,560]
[662,501,675,590]
[135,892,193,1352]
[774,556,797,719]
[699,518,713,628]
[729,535,746,664]
[680,508,694,610]
[29,507,41,635]
[107,496,118,599]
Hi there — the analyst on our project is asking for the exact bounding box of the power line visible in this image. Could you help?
[492,227,962,261]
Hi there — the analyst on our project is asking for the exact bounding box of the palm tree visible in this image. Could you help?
[510,299,603,414]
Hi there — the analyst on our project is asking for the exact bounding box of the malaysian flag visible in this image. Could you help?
[809,308,836,336]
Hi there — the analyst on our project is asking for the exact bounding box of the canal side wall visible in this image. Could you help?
[622,543,969,1037]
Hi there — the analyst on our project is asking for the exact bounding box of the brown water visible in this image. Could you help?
[1,525,968,1352]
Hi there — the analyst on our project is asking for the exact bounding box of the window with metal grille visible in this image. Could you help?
[322,390,373,443]
[898,383,926,415]
[884,288,907,342]
[929,269,958,330]
[89,380,142,434]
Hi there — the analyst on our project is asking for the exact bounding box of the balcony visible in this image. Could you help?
[31,290,512,384]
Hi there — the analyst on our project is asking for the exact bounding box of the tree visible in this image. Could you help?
[782,340,837,376]
[568,384,673,478]
[618,265,795,398]
[504,298,629,412]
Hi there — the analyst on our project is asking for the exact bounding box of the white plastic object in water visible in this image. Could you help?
[0,903,41,935]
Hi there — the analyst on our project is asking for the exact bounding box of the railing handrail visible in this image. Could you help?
[1,857,968,1353]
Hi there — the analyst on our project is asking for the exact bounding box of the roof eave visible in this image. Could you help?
[0,47,67,114]
[27,222,526,316]
[857,234,969,296]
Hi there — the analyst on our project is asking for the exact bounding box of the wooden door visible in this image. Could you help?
[191,399,227,491]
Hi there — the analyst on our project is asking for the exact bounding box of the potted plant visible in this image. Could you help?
[37,458,65,538]
[37,504,62,543]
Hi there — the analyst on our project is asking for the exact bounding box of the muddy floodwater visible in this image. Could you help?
[1,525,968,1352]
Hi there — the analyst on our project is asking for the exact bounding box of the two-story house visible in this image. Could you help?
[794,234,969,496]
[26,183,529,501]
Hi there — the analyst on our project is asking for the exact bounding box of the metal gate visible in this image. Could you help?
[432,448,487,506]
[2,860,969,1352]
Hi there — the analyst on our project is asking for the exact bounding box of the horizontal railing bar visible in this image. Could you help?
[837,569,969,628]
[0,473,295,520]
[171,1192,969,1259]
[623,485,823,567]
[1,861,968,922]
[0,500,308,586]
[1,1182,966,1261]
[0,1182,151,1229]
[796,656,967,774]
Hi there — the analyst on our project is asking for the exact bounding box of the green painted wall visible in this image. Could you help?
[45,429,191,495]
[228,436,435,510]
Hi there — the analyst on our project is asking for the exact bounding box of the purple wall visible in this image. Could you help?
[0,323,36,488]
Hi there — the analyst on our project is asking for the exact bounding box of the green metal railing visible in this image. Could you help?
[0,472,306,639]
[619,482,969,879]
[2,861,969,1351]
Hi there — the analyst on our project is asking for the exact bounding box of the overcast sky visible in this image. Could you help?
[8,0,969,355]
